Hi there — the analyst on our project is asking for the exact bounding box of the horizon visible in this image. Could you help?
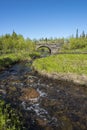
[0,0,87,39]
[0,29,86,40]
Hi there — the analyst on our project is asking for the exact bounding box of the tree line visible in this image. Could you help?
[0,29,87,54]
[0,31,35,54]
[62,29,87,51]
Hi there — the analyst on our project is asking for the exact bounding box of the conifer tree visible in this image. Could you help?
[76,28,78,38]
[81,30,85,38]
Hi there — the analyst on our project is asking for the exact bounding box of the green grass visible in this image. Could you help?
[0,100,21,130]
[33,54,87,75]
[0,51,31,70]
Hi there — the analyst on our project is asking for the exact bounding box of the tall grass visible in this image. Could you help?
[33,54,87,75]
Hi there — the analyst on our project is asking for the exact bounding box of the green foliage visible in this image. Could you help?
[0,32,35,54]
[0,52,31,70]
[29,51,41,58]
[69,38,87,49]
[0,100,22,130]
[0,32,36,69]
[62,37,87,51]
[33,54,87,75]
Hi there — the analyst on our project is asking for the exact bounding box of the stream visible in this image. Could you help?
[0,61,87,130]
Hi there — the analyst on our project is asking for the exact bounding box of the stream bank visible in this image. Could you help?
[0,61,87,130]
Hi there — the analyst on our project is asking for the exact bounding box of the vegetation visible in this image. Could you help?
[0,100,22,130]
[35,37,64,45]
[0,32,39,129]
[62,37,87,52]
[62,30,87,52]
[0,31,35,54]
[0,54,20,69]
[0,31,35,70]
[33,54,87,75]
[33,30,87,76]
[0,29,87,129]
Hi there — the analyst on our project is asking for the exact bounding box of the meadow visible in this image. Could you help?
[33,54,87,75]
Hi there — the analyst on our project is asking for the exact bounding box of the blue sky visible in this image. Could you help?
[0,0,87,39]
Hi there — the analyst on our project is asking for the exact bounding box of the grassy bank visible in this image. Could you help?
[0,52,31,70]
[33,54,87,75]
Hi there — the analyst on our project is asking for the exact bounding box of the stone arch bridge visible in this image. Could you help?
[36,43,61,54]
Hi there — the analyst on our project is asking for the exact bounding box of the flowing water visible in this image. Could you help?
[0,61,87,130]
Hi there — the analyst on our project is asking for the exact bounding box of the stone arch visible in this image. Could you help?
[37,45,51,54]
